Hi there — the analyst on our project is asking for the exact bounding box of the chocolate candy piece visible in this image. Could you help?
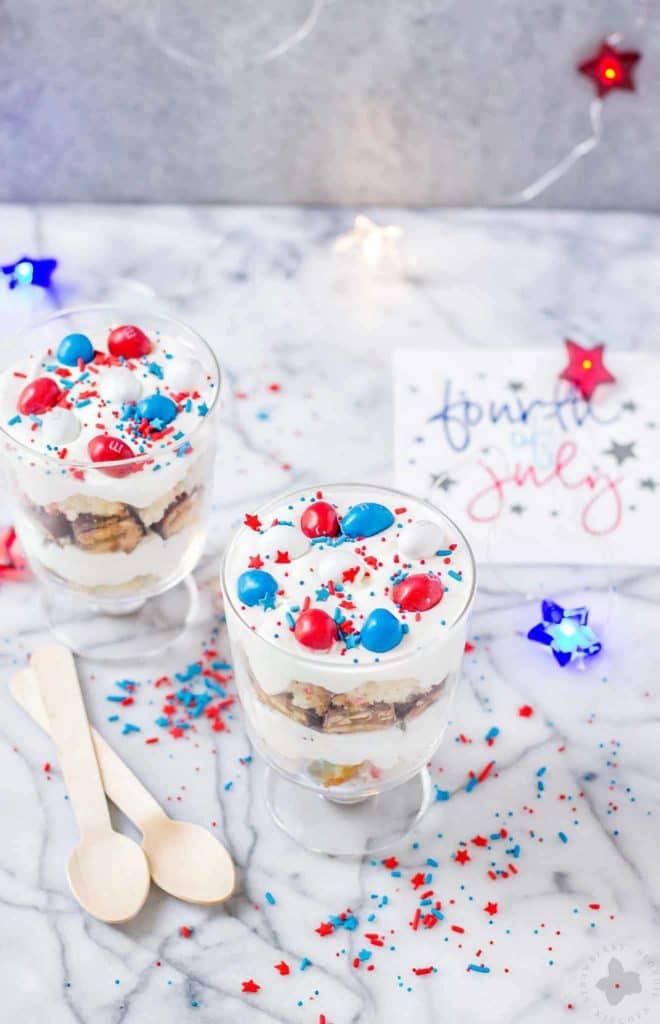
[27,501,72,542]
[394,679,446,721]
[300,501,340,538]
[152,491,197,539]
[107,325,152,359]
[71,507,145,554]
[87,434,136,477]
[294,608,338,650]
[136,393,178,426]
[57,333,94,366]
[393,572,444,612]
[323,700,396,733]
[18,377,61,415]
[340,502,394,538]
[237,568,278,607]
[360,608,404,653]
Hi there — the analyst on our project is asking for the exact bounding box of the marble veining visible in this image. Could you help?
[0,205,658,1023]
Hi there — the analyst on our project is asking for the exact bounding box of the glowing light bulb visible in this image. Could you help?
[14,261,34,286]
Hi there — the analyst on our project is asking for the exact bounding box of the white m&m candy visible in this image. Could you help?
[260,523,309,561]
[166,356,202,394]
[399,520,446,560]
[319,547,362,584]
[99,367,142,404]
[40,408,81,445]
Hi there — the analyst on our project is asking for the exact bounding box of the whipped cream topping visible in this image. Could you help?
[224,485,475,668]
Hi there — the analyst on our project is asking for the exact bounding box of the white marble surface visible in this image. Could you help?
[0,205,659,1024]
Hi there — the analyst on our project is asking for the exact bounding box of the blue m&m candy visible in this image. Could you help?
[237,569,278,607]
[136,393,178,426]
[341,502,394,539]
[57,333,94,366]
[360,608,404,653]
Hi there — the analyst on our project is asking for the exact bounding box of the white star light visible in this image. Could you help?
[334,215,405,269]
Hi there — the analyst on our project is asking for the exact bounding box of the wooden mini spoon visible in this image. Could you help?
[12,666,235,906]
[29,646,151,923]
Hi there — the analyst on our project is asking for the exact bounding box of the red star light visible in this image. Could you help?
[559,340,616,401]
[578,42,640,97]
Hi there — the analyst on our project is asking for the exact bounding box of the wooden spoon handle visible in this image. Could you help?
[11,668,165,831]
[31,645,111,835]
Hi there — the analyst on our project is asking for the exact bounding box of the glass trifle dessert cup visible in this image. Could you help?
[221,483,476,854]
[0,306,220,658]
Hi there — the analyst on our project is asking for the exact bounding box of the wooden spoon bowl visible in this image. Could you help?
[142,818,235,904]
[68,829,151,924]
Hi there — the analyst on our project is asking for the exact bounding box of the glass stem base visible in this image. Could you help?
[265,765,432,856]
[42,574,199,661]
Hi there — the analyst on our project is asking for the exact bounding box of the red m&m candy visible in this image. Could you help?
[17,377,61,415]
[393,572,444,612]
[87,434,135,477]
[294,608,338,650]
[107,325,152,359]
[300,501,340,538]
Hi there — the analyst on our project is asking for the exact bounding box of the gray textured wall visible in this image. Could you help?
[1,0,658,207]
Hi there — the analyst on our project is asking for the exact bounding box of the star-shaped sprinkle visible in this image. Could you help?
[528,600,601,667]
[484,902,498,916]
[275,550,290,564]
[454,849,471,865]
[274,961,290,975]
[411,872,427,889]
[578,42,641,98]
[244,513,262,531]
[316,921,334,937]
[603,440,636,465]
[640,478,658,492]
[258,591,276,611]
[559,339,615,400]
[242,979,260,993]
[248,554,264,569]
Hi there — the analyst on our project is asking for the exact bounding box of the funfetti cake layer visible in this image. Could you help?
[224,485,475,696]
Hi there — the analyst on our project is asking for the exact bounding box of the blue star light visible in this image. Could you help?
[1,256,58,290]
[527,600,602,667]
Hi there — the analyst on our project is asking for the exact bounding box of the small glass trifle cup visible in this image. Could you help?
[0,306,221,659]
[221,483,476,854]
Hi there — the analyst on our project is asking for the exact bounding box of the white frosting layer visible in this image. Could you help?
[18,512,203,587]
[223,485,475,694]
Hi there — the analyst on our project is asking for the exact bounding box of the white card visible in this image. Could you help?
[393,349,659,565]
